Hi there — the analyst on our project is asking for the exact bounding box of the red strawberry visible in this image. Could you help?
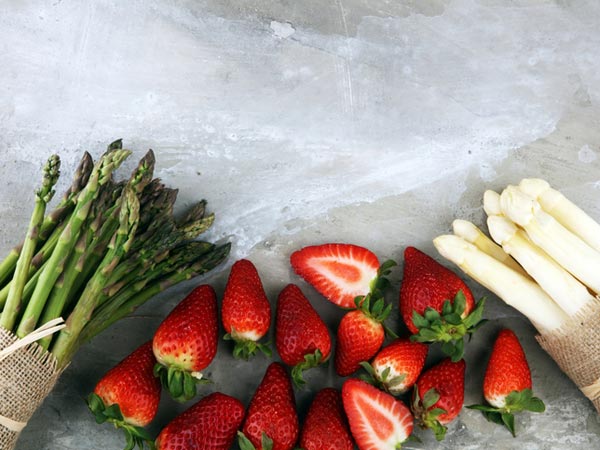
[275,284,331,386]
[400,246,484,361]
[300,388,354,450]
[155,392,245,450]
[222,259,272,360]
[361,338,428,395]
[153,284,218,402]
[342,378,414,450]
[411,358,466,441]
[87,341,160,448]
[290,243,380,308]
[238,362,299,450]
[468,329,545,436]
[335,301,389,377]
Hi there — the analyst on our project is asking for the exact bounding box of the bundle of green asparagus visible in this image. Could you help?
[0,140,230,368]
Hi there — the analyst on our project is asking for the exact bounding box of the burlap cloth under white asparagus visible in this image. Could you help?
[537,301,600,414]
[0,327,63,450]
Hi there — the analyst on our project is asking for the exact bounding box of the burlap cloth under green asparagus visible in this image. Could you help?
[537,301,600,414]
[0,327,62,450]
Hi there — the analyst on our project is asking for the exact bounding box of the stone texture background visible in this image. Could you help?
[1,0,600,448]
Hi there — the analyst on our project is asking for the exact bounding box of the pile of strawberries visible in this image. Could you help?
[87,243,546,449]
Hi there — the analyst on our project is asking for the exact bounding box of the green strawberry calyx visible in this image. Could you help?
[411,385,448,441]
[467,388,545,437]
[86,393,156,450]
[359,361,407,394]
[291,349,325,388]
[238,431,274,450]
[224,328,272,360]
[410,291,487,362]
[153,363,211,403]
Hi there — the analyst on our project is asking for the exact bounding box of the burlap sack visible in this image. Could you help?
[536,302,600,414]
[0,327,63,450]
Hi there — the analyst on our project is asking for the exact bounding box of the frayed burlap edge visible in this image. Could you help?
[536,300,600,414]
[0,327,64,450]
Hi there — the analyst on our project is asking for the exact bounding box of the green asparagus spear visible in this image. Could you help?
[0,155,61,330]
[51,185,140,366]
[16,150,131,338]
[0,152,92,287]
[38,152,155,345]
[79,243,231,343]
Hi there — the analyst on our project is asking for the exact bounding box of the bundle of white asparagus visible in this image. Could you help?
[434,178,600,413]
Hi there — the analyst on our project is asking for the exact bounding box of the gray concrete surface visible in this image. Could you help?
[1,0,600,448]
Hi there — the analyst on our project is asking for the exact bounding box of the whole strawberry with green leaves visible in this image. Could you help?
[221,259,272,360]
[468,328,545,436]
[153,284,218,402]
[155,392,245,450]
[360,338,428,395]
[400,246,485,361]
[411,358,466,441]
[87,341,160,449]
[275,283,331,386]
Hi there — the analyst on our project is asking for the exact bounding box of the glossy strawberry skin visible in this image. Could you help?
[414,358,466,425]
[400,247,475,334]
[483,329,532,408]
[276,284,331,366]
[300,388,354,450]
[155,392,245,450]
[335,310,384,377]
[221,259,271,341]
[371,338,428,395]
[342,378,414,450]
[93,341,161,427]
[290,243,380,309]
[153,284,218,372]
[242,362,299,450]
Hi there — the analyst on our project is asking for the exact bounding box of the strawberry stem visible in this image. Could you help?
[224,333,272,360]
[467,388,545,437]
[411,386,449,441]
[410,292,487,361]
[291,349,324,388]
[153,363,210,403]
[86,393,156,450]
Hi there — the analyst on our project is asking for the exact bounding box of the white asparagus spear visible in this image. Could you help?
[433,234,568,334]
[452,219,529,277]
[500,186,600,295]
[483,190,502,216]
[519,178,600,253]
[487,215,594,317]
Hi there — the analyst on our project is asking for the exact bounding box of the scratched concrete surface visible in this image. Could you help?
[1,0,600,449]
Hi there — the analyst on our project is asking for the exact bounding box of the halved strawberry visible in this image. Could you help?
[467,329,545,436]
[342,378,414,450]
[290,243,382,309]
